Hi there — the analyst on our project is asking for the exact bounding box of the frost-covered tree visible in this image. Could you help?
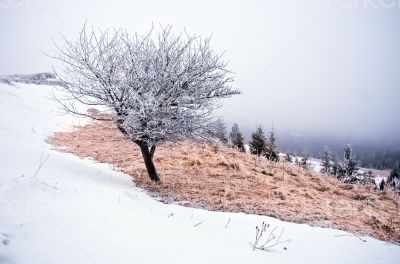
[294,157,300,166]
[331,158,339,177]
[229,123,245,152]
[387,163,400,193]
[300,148,309,169]
[343,144,358,177]
[264,125,279,161]
[331,154,346,178]
[213,117,228,144]
[249,126,266,157]
[53,24,240,181]
[321,146,332,174]
[367,170,373,178]
[388,163,400,184]
[285,152,293,163]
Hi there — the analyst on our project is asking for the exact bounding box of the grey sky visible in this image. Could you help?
[1,0,399,144]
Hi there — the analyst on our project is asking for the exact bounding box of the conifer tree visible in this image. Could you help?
[365,170,374,184]
[213,118,228,144]
[285,152,293,163]
[249,126,267,156]
[300,148,310,169]
[264,125,279,161]
[388,163,400,183]
[331,154,345,178]
[321,146,332,174]
[380,179,385,191]
[387,162,400,191]
[332,158,339,176]
[343,144,358,177]
[229,123,245,152]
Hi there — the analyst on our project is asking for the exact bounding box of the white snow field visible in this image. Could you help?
[0,83,399,264]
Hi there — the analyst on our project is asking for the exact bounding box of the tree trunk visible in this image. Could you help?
[138,142,160,182]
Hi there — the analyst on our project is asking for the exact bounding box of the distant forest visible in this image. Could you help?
[356,151,400,170]
[275,133,400,171]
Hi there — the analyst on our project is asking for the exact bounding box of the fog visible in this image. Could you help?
[1,0,399,150]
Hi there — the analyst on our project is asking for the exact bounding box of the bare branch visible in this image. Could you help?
[52,24,240,181]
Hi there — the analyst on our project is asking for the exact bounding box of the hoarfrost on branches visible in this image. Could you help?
[52,24,240,181]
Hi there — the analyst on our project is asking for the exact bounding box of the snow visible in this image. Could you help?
[309,157,323,173]
[0,83,399,264]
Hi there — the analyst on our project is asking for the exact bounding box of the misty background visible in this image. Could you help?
[1,0,399,158]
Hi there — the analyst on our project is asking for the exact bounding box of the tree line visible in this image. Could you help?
[214,120,400,194]
[356,151,400,170]
[213,120,279,161]
[319,145,399,193]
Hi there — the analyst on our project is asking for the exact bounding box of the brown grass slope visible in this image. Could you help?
[49,119,400,242]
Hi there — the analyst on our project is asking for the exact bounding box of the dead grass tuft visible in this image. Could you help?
[353,194,369,201]
[315,186,330,192]
[48,117,400,243]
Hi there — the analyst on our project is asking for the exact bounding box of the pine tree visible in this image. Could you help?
[365,170,374,184]
[331,154,345,179]
[380,179,385,191]
[213,118,228,144]
[387,162,400,190]
[264,125,279,161]
[300,148,309,169]
[229,123,245,152]
[249,126,267,156]
[388,163,400,183]
[321,146,331,174]
[332,158,339,177]
[343,144,358,177]
[285,152,293,163]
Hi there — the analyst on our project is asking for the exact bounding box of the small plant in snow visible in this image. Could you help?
[250,222,289,251]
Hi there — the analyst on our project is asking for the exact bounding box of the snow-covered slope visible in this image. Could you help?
[0,83,399,264]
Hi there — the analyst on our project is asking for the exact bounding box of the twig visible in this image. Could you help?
[194,221,204,227]
[225,218,231,229]
[334,234,367,242]
[250,222,289,251]
[33,152,50,178]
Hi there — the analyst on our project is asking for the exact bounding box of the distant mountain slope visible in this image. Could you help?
[0,72,63,86]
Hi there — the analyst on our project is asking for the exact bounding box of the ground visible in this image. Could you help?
[0,83,399,264]
[50,115,400,242]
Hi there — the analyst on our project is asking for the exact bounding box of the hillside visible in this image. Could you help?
[49,113,400,243]
[1,82,399,263]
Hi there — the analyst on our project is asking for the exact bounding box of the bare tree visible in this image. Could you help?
[52,24,240,181]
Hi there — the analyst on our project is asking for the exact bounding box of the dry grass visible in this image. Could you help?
[48,118,400,243]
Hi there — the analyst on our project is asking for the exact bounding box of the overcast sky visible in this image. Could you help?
[1,0,399,145]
